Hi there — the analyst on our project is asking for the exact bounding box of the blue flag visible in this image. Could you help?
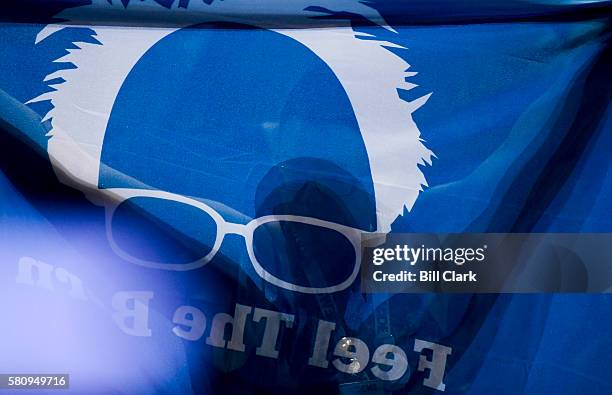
[1,1,611,394]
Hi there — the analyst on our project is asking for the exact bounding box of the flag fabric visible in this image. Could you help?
[1,1,611,394]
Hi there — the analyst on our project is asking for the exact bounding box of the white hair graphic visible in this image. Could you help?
[30,0,433,233]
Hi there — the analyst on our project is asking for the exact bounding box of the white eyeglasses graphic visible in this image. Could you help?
[103,188,368,294]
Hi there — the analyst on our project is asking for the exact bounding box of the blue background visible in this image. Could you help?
[0,1,611,394]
